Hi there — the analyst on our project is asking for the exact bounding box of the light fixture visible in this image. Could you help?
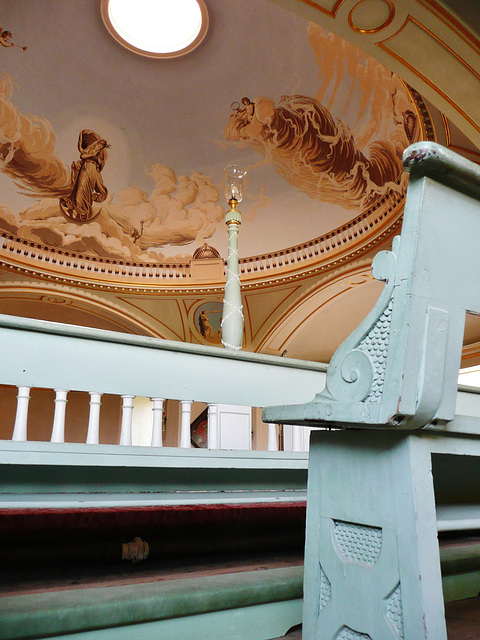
[224,164,247,205]
[101,0,209,59]
[221,165,247,351]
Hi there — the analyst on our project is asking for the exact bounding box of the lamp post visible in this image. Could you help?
[221,164,247,351]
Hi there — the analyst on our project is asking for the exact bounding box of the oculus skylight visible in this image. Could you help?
[101,0,209,59]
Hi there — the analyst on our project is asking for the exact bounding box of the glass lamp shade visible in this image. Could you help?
[224,164,247,204]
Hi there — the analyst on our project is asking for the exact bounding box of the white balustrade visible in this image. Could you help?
[86,392,102,445]
[51,389,68,443]
[120,395,135,446]
[292,425,304,452]
[267,424,278,452]
[180,400,192,448]
[6,385,310,453]
[207,403,218,449]
[151,397,165,447]
[12,386,30,442]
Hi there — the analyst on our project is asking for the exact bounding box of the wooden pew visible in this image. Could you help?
[264,142,480,639]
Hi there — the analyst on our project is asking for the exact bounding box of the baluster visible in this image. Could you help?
[151,397,165,447]
[86,392,102,444]
[120,395,135,445]
[267,423,278,452]
[51,389,68,443]
[12,386,30,441]
[207,403,218,449]
[292,425,304,452]
[180,400,192,448]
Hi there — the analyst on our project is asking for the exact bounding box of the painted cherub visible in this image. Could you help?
[0,26,27,50]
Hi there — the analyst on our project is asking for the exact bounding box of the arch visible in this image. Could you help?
[0,281,168,338]
[258,265,384,362]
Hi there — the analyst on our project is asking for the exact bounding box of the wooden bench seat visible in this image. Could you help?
[0,562,303,640]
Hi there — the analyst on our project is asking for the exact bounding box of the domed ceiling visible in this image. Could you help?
[0,0,480,364]
[0,0,425,269]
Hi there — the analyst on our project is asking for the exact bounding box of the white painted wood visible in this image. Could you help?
[12,386,30,442]
[217,404,251,450]
[304,430,448,640]
[86,392,101,445]
[180,400,192,448]
[131,396,153,446]
[267,424,278,451]
[0,439,308,508]
[207,403,219,449]
[151,397,165,447]
[292,425,303,452]
[51,389,68,443]
[283,425,312,452]
[436,504,480,532]
[119,395,134,446]
[0,313,327,409]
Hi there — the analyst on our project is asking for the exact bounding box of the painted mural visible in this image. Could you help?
[194,302,223,344]
[225,25,418,211]
[0,9,422,264]
[0,75,224,262]
[59,130,109,223]
[0,22,27,51]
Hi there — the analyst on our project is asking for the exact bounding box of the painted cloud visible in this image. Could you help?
[0,74,224,262]
[225,24,418,211]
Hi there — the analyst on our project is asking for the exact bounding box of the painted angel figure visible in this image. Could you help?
[60,130,109,222]
[0,26,27,50]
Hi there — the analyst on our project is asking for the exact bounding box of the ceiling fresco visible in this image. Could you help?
[0,0,424,268]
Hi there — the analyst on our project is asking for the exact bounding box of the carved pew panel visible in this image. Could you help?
[263,143,480,639]
[264,142,480,430]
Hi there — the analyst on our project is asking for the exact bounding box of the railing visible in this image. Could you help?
[0,313,326,455]
[1,312,480,454]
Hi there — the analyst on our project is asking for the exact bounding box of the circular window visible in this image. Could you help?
[101,0,209,59]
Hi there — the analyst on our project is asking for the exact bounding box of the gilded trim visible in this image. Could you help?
[0,283,163,337]
[296,0,345,18]
[348,0,395,35]
[377,16,480,134]
[417,0,480,56]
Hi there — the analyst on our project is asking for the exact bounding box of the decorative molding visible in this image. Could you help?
[297,0,345,18]
[417,0,480,55]
[0,280,164,337]
[348,0,395,35]
[377,16,480,135]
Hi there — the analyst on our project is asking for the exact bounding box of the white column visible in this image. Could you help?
[179,400,192,448]
[207,403,218,449]
[51,389,68,443]
[86,392,102,444]
[292,425,303,452]
[267,424,279,451]
[151,397,165,447]
[12,386,30,442]
[120,395,135,446]
[221,212,243,351]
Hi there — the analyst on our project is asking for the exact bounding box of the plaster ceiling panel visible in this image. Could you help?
[118,296,187,341]
[0,290,148,335]
[0,0,424,277]
[244,284,302,343]
[262,272,385,362]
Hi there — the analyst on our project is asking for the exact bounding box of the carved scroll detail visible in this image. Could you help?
[317,238,398,406]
